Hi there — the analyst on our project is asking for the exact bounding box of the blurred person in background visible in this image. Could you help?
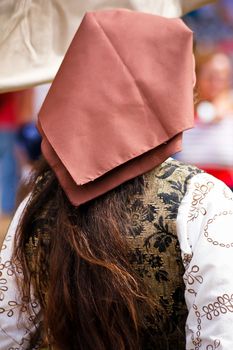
[177,50,233,189]
[15,122,41,205]
[0,93,18,217]
[0,90,34,217]
[14,85,49,205]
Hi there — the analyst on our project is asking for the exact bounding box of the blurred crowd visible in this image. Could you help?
[0,86,49,219]
[177,0,233,189]
[0,0,233,220]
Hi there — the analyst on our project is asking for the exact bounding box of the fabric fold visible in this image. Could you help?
[38,9,194,205]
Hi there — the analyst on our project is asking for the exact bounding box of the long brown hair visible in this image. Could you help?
[13,158,161,350]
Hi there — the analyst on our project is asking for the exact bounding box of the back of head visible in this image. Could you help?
[13,9,194,350]
[15,158,160,349]
[38,9,194,206]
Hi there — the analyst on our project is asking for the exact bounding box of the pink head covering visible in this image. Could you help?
[38,9,194,205]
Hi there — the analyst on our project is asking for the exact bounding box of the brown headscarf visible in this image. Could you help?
[38,9,194,205]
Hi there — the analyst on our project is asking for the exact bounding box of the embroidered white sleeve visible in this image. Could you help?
[0,196,41,350]
[177,172,233,350]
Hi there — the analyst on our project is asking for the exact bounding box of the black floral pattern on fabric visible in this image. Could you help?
[130,199,158,236]
[127,158,202,349]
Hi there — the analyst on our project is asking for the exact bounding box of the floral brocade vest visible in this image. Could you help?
[126,159,202,349]
[27,159,202,349]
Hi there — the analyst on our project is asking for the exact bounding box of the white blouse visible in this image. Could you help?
[0,172,233,349]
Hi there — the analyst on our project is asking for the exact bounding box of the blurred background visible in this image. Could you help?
[0,0,233,237]
[177,0,233,189]
[0,85,50,237]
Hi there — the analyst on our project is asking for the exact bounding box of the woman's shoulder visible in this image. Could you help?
[145,158,203,186]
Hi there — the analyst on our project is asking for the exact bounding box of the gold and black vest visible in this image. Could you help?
[126,159,202,349]
[26,159,202,349]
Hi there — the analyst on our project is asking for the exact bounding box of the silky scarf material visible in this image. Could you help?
[38,9,194,205]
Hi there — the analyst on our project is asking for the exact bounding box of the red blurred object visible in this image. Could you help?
[201,167,233,188]
[0,93,17,128]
